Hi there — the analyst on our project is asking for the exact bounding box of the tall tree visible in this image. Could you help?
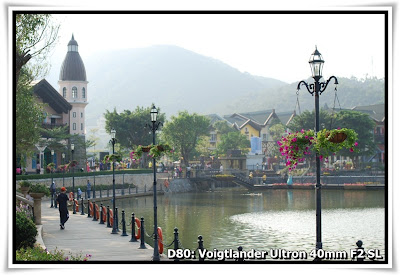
[104,106,166,150]
[216,131,250,156]
[16,14,59,84]
[15,68,45,157]
[161,111,210,166]
[214,120,235,135]
[288,109,332,132]
[15,14,59,167]
[332,110,376,159]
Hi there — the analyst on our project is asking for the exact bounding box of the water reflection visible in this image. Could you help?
[115,188,385,260]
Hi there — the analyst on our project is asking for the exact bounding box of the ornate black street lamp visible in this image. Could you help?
[148,105,162,261]
[297,47,338,256]
[110,129,118,234]
[71,144,76,214]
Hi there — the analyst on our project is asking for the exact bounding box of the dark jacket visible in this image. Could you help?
[56,192,69,225]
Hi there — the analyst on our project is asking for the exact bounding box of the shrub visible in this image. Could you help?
[16,246,92,261]
[16,211,37,250]
[29,183,50,196]
[19,180,31,187]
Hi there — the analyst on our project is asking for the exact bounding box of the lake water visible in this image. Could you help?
[114,188,386,261]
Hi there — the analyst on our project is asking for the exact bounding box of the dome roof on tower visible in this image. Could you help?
[59,35,87,81]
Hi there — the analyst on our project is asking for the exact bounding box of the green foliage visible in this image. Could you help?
[38,126,72,151]
[16,69,45,157]
[278,128,358,171]
[103,154,122,163]
[29,183,51,196]
[19,180,31,187]
[16,211,37,250]
[16,169,152,181]
[161,111,210,166]
[16,246,92,261]
[332,110,376,157]
[216,131,250,156]
[104,106,166,150]
[16,14,59,166]
[288,109,375,160]
[314,128,359,158]
[16,14,59,81]
[289,109,332,132]
[46,162,55,172]
[213,120,235,135]
[131,144,173,160]
[269,123,286,141]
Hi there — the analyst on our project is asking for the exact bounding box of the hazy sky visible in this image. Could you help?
[46,11,386,84]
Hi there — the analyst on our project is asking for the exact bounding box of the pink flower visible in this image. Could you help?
[354,142,358,147]
[350,148,354,152]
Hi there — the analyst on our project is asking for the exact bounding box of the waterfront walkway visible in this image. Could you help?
[40,199,164,261]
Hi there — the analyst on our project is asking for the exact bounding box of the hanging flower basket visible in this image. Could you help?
[103,154,122,163]
[130,144,173,160]
[278,128,358,171]
[66,160,78,169]
[141,146,151,152]
[325,131,347,143]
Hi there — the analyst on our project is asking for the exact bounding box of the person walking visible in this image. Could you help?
[56,187,69,229]
[77,188,82,200]
[86,180,91,199]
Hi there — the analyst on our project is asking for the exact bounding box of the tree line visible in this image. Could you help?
[104,105,377,168]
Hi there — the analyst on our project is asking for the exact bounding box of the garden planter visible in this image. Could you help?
[326,132,347,143]
[141,147,151,152]
[20,187,30,198]
[30,193,45,225]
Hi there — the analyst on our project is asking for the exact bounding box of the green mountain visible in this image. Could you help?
[46,45,385,128]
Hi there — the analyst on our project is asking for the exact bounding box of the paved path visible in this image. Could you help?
[40,199,166,261]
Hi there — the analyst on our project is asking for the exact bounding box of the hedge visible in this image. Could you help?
[16,169,152,181]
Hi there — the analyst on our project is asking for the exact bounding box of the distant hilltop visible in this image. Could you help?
[45,44,385,128]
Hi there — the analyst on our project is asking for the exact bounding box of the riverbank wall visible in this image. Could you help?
[16,173,157,192]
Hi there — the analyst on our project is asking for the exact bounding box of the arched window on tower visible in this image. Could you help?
[63,87,67,98]
[72,87,77,98]
[82,87,86,99]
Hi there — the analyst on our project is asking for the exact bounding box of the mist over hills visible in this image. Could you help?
[46,44,385,133]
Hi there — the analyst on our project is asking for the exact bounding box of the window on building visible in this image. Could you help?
[82,87,86,98]
[63,87,67,98]
[72,87,77,98]
[81,112,83,118]
[81,123,83,130]
[73,123,76,130]
[73,112,76,118]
